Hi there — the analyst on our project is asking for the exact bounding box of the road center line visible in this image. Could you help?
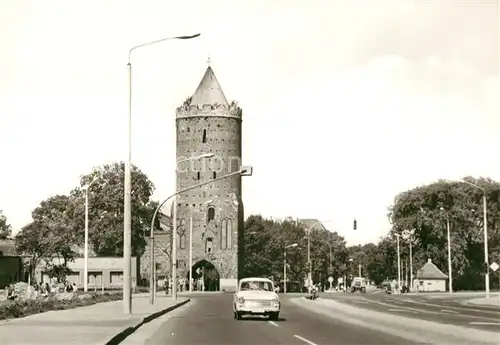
[441,309,458,314]
[388,308,417,313]
[469,321,500,325]
[294,334,318,345]
[268,321,279,327]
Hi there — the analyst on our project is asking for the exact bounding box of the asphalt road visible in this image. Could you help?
[320,291,500,332]
[145,293,422,345]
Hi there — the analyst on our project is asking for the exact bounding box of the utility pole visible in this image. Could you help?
[409,238,413,292]
[446,217,453,293]
[396,234,401,294]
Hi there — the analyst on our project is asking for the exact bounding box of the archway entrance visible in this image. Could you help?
[186,260,220,291]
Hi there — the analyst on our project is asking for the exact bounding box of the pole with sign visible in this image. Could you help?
[490,262,499,294]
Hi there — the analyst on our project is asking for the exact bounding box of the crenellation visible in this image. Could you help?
[176,103,243,120]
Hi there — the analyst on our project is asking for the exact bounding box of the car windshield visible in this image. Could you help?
[240,280,273,291]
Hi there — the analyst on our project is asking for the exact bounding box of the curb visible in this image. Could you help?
[105,298,191,345]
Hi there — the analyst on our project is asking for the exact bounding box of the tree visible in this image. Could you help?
[388,177,500,290]
[70,162,156,257]
[309,228,347,285]
[0,210,12,239]
[242,215,349,290]
[242,215,278,278]
[15,195,78,282]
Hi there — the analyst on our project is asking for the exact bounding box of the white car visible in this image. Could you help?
[233,277,280,320]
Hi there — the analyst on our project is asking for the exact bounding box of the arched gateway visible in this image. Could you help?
[186,260,220,291]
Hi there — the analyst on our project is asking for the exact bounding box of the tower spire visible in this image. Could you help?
[190,63,228,106]
[206,56,211,67]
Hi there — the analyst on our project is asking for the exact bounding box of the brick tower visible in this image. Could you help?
[174,66,244,291]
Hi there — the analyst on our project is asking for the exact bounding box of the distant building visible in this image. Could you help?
[0,238,16,256]
[34,257,138,289]
[414,258,448,292]
[0,238,23,288]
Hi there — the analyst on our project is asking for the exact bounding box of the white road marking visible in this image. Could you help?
[294,335,319,345]
[441,309,458,314]
[399,298,500,315]
[388,308,418,313]
[351,300,369,304]
[469,321,500,325]
[268,321,279,327]
[362,298,436,314]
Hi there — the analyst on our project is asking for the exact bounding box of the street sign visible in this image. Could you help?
[240,166,253,176]
[490,262,499,272]
[337,277,343,283]
[328,276,334,283]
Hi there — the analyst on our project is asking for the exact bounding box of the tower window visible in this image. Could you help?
[213,171,216,179]
[206,237,213,253]
[207,207,215,222]
[202,129,207,143]
[197,172,200,180]
[180,233,187,249]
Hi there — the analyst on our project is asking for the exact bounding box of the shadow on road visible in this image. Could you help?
[239,316,287,322]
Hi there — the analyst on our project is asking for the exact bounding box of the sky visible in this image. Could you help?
[1,0,499,246]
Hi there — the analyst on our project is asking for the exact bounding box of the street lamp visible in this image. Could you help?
[306,220,335,292]
[401,229,415,292]
[124,33,201,314]
[458,179,490,299]
[149,153,213,305]
[82,176,106,292]
[317,239,334,290]
[440,207,453,294]
[344,257,353,293]
[395,233,401,294]
[149,166,252,304]
[319,240,333,274]
[283,243,298,294]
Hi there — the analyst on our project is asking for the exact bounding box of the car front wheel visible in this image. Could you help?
[269,312,279,321]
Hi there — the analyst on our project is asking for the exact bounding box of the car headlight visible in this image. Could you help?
[238,297,245,304]
[272,298,279,303]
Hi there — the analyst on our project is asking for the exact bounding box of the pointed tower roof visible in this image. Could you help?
[190,66,229,106]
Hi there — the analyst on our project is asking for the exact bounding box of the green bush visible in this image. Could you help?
[0,292,123,320]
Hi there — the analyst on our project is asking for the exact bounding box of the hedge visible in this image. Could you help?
[0,292,123,320]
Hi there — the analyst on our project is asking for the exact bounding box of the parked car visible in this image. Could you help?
[233,277,280,321]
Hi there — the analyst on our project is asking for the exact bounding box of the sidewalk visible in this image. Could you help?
[0,294,189,345]
[466,295,500,307]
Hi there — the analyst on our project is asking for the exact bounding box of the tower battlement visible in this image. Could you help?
[176,103,242,120]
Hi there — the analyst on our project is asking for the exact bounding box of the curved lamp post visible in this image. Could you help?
[439,207,453,294]
[149,153,213,304]
[124,33,201,315]
[306,220,335,292]
[283,243,298,294]
[82,175,107,292]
